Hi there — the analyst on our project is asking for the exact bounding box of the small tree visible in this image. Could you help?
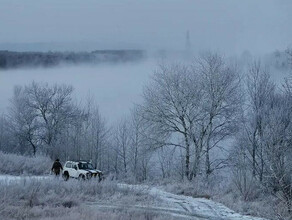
[8,82,81,158]
[8,86,39,155]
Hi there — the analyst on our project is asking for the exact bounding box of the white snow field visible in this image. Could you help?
[0,175,267,220]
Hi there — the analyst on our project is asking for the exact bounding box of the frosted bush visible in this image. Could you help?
[0,177,158,220]
[0,152,52,175]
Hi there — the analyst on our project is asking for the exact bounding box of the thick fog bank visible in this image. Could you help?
[0,51,291,124]
[0,61,156,124]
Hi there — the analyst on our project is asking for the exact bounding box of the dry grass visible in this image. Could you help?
[0,177,162,220]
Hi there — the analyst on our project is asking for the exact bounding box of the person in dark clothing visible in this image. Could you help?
[51,159,63,176]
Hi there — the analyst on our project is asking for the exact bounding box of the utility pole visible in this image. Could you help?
[185,30,192,59]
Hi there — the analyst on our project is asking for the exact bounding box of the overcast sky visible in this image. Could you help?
[0,0,292,54]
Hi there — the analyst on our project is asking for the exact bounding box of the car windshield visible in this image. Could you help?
[78,162,94,170]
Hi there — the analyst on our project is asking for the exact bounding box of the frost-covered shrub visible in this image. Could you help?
[0,177,158,220]
[159,173,229,200]
[0,152,52,175]
[0,178,116,219]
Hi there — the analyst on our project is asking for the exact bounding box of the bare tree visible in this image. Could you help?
[157,146,177,179]
[85,104,108,170]
[141,63,203,180]
[232,63,292,213]
[140,53,242,180]
[8,82,81,158]
[0,114,15,153]
[191,53,242,177]
[114,118,131,175]
[285,47,292,67]
[127,107,148,180]
[245,61,275,181]
[24,82,80,158]
[8,86,39,155]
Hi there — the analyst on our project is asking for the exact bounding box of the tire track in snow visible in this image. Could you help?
[118,184,269,220]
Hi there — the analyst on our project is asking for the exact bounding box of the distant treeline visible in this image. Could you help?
[0,50,146,69]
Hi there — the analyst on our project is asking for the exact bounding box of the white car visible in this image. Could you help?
[62,160,102,181]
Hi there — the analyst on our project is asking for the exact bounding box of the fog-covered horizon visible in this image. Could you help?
[1,0,292,55]
[1,0,292,124]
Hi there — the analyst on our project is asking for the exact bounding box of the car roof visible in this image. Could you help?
[65,160,92,163]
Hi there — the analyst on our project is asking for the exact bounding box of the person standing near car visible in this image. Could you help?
[51,159,63,176]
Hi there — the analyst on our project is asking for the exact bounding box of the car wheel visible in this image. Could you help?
[78,174,86,180]
[63,172,69,181]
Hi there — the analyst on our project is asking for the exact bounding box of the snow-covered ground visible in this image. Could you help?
[115,184,268,220]
[0,174,51,184]
[0,175,268,220]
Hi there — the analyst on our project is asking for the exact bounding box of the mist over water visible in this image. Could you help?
[0,0,292,123]
[1,56,290,126]
[0,60,156,124]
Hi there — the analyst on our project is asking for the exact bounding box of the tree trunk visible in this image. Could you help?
[184,132,190,180]
[205,148,211,176]
[252,130,256,177]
